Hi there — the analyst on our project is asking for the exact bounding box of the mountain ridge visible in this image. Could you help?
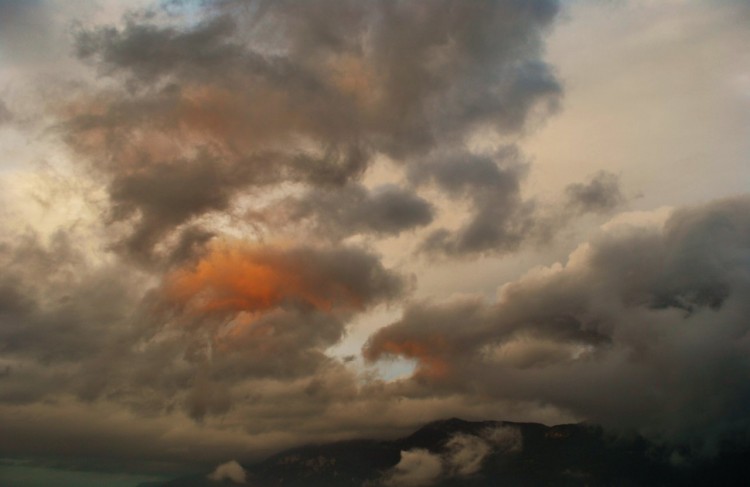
[148,418,750,486]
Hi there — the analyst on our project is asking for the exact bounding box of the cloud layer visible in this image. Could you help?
[0,0,746,476]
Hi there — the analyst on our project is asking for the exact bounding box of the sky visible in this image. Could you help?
[0,0,749,482]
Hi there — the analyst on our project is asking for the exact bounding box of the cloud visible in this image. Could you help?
[207,460,247,484]
[412,148,536,256]
[154,241,408,415]
[381,449,443,487]
[378,425,523,485]
[0,229,145,368]
[163,241,404,317]
[263,183,434,239]
[564,171,625,214]
[483,425,523,453]
[59,0,564,260]
[5,0,743,472]
[413,154,627,257]
[0,224,407,421]
[366,195,750,446]
[444,433,490,476]
[157,241,407,418]
[445,426,522,476]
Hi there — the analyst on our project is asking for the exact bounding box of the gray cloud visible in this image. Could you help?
[564,171,625,214]
[0,230,144,366]
[0,227,405,423]
[106,152,247,261]
[365,195,750,447]
[265,183,434,239]
[61,0,562,260]
[159,242,406,420]
[411,148,537,256]
[411,153,627,257]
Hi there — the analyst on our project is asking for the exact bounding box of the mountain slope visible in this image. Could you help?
[150,418,750,486]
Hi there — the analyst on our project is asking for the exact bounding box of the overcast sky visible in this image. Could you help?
[1,0,749,481]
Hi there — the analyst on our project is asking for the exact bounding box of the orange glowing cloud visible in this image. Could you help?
[164,242,368,316]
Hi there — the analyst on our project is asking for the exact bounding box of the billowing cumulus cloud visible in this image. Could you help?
[59,0,567,261]
[366,195,750,445]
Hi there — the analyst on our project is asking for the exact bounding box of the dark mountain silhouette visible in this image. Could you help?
[146,418,750,486]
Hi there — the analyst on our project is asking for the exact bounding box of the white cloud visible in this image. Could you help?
[382,449,443,487]
[445,426,523,476]
[382,426,523,485]
[207,460,247,484]
[445,433,490,476]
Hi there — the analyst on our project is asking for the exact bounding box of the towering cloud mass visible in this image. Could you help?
[366,196,750,446]
[61,0,579,261]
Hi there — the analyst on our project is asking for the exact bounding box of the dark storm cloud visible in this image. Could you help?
[106,152,243,260]
[564,171,624,214]
[0,231,142,365]
[0,225,404,422]
[366,195,750,446]
[266,183,434,238]
[0,229,160,409]
[62,0,563,259]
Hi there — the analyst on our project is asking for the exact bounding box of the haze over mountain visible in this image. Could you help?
[0,0,749,485]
